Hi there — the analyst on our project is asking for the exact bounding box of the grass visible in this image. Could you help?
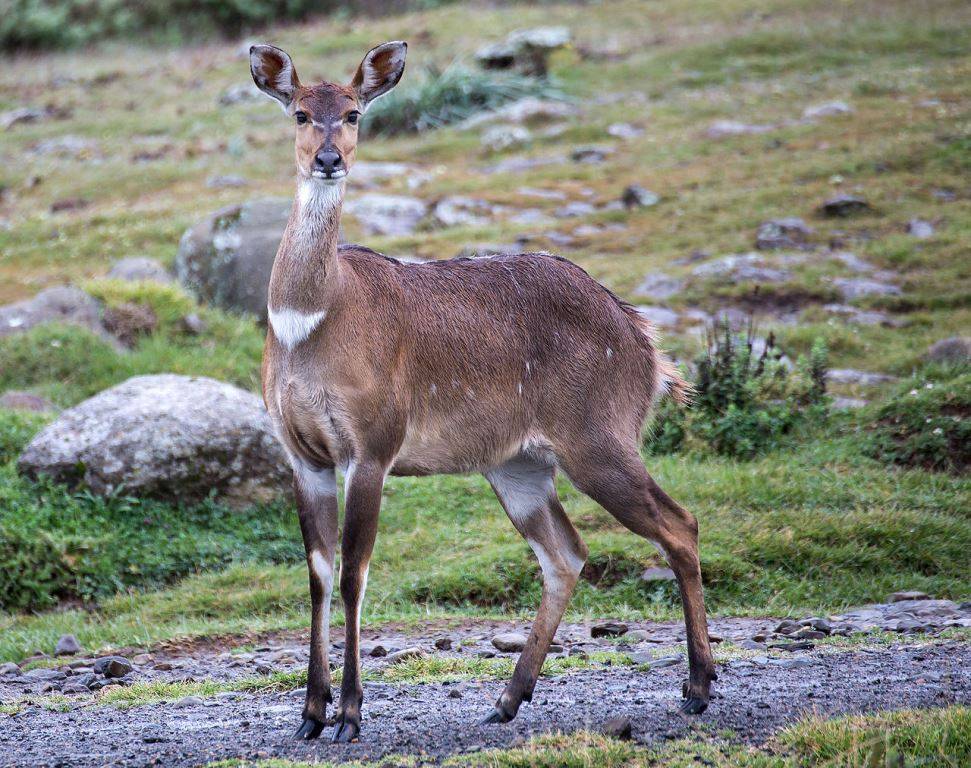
[0,0,968,668]
[203,707,971,767]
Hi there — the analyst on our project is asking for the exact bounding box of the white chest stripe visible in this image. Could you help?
[268,307,327,349]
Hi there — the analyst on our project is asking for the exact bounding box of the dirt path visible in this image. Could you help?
[1,605,969,767]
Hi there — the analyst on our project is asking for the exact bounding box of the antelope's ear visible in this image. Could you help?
[250,44,301,109]
[351,41,407,109]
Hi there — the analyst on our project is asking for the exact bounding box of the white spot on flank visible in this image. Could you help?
[517,382,523,395]
[429,383,437,396]
[606,347,613,358]
[268,307,327,349]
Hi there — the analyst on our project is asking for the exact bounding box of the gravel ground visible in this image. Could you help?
[1,616,969,768]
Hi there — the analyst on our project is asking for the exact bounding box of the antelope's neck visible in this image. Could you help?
[267,178,345,317]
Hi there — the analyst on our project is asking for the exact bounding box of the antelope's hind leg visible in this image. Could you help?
[560,440,716,715]
[292,463,339,740]
[480,457,588,724]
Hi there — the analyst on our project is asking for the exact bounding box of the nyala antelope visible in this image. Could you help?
[250,40,715,743]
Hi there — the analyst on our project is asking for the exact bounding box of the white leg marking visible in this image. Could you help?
[310,549,334,645]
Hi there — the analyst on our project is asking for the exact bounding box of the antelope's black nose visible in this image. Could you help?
[313,150,343,175]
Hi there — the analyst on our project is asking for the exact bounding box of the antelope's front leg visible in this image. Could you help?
[293,463,338,740]
[333,460,385,743]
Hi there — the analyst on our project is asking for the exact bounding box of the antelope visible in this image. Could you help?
[250,40,716,743]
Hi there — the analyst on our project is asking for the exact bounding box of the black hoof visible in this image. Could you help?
[479,705,515,725]
[294,717,325,740]
[331,718,360,743]
[679,696,709,715]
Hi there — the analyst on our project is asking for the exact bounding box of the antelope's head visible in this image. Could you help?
[250,42,407,183]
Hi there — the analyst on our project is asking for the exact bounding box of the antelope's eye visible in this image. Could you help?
[346,111,360,125]
[295,111,308,125]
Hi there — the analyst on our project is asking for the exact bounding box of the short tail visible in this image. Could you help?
[622,302,692,406]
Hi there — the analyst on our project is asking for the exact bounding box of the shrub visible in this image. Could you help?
[646,320,829,459]
[363,63,553,136]
[864,367,970,473]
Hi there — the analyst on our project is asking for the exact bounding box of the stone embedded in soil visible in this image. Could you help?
[0,662,20,675]
[803,101,853,119]
[621,185,660,209]
[799,617,832,634]
[492,633,528,652]
[481,124,531,151]
[641,566,676,583]
[891,590,932,603]
[769,641,815,652]
[591,622,629,639]
[826,368,896,386]
[94,656,133,678]
[570,146,613,164]
[907,218,935,238]
[54,634,81,656]
[635,272,684,300]
[622,630,652,643]
[602,715,633,740]
[691,253,792,284]
[0,391,55,412]
[386,647,425,665]
[608,123,644,140]
[555,201,597,218]
[649,655,683,669]
[706,120,775,138]
[755,217,813,250]
[434,638,453,651]
[924,336,971,365]
[819,194,872,217]
[107,256,174,284]
[369,645,388,658]
[832,276,901,300]
[774,619,801,635]
[343,194,428,237]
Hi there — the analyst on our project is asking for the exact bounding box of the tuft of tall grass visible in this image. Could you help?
[363,64,554,136]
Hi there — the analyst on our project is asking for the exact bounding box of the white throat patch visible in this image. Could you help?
[298,178,343,214]
[268,306,327,349]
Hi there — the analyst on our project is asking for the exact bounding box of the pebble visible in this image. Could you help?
[434,638,453,651]
[649,655,683,669]
[770,657,813,670]
[907,218,934,238]
[369,645,388,658]
[94,656,133,678]
[492,633,528,652]
[819,194,872,217]
[386,647,426,665]
[621,185,659,208]
[602,715,633,740]
[591,622,628,639]
[0,662,19,675]
[54,634,81,656]
[622,629,652,643]
[891,591,931,602]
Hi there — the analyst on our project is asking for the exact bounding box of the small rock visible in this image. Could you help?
[768,641,815,652]
[739,639,766,650]
[649,655,683,669]
[771,657,814,669]
[608,123,644,140]
[74,673,97,689]
[93,656,133,678]
[368,645,388,658]
[431,196,495,228]
[591,622,628,639]
[481,124,531,151]
[832,396,868,410]
[181,313,207,335]
[819,194,872,217]
[774,619,801,635]
[635,272,683,300]
[175,695,204,708]
[548,644,565,653]
[107,257,173,284]
[141,726,167,744]
[570,146,612,164]
[691,252,791,284]
[102,302,158,348]
[621,185,659,209]
[1,107,48,131]
[218,83,262,106]
[798,617,832,634]
[477,650,497,659]
[54,634,81,656]
[602,715,632,740]
[206,174,248,189]
[803,101,853,119]
[0,391,55,412]
[924,337,971,365]
[60,682,90,695]
[755,218,813,250]
[794,628,826,640]
[555,201,597,218]
[386,647,425,665]
[706,120,774,138]
[492,633,528,652]
[0,662,20,675]
[641,566,676,583]
[832,277,901,300]
[447,686,464,699]
[50,197,89,213]
[635,306,679,329]
[434,638,453,651]
[621,630,652,643]
[344,194,428,237]
[826,368,896,386]
[890,591,932,603]
[907,218,935,239]
[24,668,66,681]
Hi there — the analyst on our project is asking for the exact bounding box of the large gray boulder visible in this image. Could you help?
[343,194,428,237]
[0,286,114,342]
[18,374,289,507]
[175,198,292,323]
